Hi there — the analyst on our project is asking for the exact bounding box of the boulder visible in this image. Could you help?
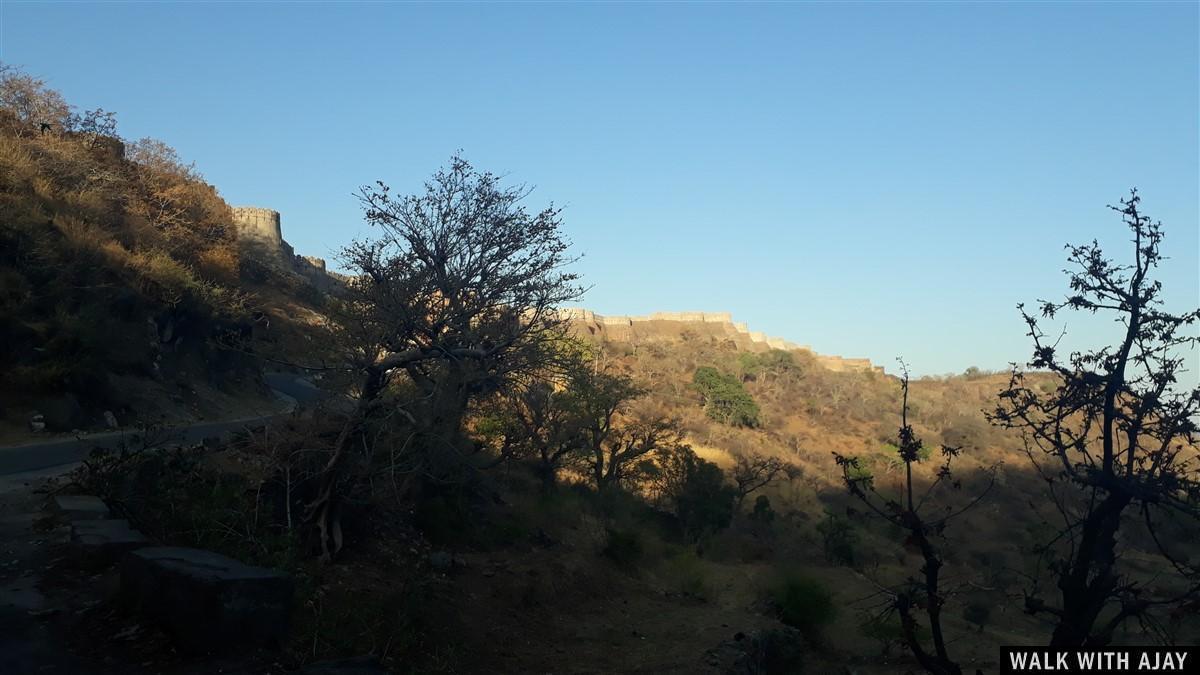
[54,495,110,521]
[120,547,294,654]
[70,519,148,568]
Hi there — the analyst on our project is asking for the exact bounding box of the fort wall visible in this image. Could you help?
[231,206,338,290]
[560,308,881,373]
[227,208,882,374]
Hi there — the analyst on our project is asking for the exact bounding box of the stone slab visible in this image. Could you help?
[53,495,110,521]
[120,547,293,654]
[70,519,148,568]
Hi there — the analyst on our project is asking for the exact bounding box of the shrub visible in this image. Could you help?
[816,511,858,566]
[602,527,643,569]
[692,366,761,427]
[646,445,737,540]
[749,494,776,525]
[772,574,837,639]
[664,550,710,599]
[68,438,299,569]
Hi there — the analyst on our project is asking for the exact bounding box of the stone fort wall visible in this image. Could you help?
[231,206,327,285]
[561,308,882,374]
[228,208,881,374]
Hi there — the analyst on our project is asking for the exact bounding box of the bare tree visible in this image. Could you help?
[989,190,1200,646]
[834,363,994,675]
[731,452,799,509]
[0,63,72,135]
[591,416,686,493]
[306,155,583,560]
[71,107,118,148]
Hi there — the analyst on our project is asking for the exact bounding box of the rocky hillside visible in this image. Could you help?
[0,67,332,440]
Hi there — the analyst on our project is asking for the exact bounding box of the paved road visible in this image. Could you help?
[0,373,331,476]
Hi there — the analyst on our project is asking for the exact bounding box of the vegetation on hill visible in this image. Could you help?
[0,64,330,434]
[20,62,1197,673]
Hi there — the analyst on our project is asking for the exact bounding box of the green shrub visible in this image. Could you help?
[671,457,736,541]
[772,574,837,639]
[664,551,710,599]
[816,512,858,566]
[692,366,761,427]
[602,527,643,569]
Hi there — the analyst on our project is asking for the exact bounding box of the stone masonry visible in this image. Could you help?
[561,308,883,374]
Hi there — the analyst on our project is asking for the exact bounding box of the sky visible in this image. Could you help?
[1,2,1197,379]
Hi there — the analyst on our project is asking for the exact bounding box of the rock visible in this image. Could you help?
[37,394,83,431]
[70,519,149,568]
[53,495,110,521]
[103,410,118,429]
[705,627,805,674]
[301,656,387,674]
[120,547,294,654]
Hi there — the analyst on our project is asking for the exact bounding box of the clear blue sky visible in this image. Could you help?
[2,2,1197,378]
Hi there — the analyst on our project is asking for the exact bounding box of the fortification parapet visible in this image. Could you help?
[231,207,345,290]
[559,308,882,374]
[232,207,283,246]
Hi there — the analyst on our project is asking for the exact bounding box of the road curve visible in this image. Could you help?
[0,374,331,476]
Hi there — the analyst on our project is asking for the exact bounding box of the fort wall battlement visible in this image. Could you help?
[231,206,331,286]
[560,308,882,374]
[227,208,881,374]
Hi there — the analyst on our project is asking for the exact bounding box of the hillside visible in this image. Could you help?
[0,68,335,441]
[4,64,1196,675]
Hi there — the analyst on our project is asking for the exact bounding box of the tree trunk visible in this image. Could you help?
[1050,490,1131,646]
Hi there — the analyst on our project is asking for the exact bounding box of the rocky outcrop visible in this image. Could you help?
[561,309,883,373]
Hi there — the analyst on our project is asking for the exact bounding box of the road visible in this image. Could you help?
[0,373,331,476]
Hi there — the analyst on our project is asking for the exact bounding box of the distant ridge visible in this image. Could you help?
[560,309,882,374]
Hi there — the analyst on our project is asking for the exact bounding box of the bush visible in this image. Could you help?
[692,366,761,427]
[602,527,643,569]
[749,494,776,525]
[68,438,299,569]
[664,550,710,599]
[816,511,858,566]
[772,574,837,639]
[646,445,737,540]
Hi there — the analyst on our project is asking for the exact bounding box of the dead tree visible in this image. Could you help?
[834,362,994,675]
[989,190,1200,646]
